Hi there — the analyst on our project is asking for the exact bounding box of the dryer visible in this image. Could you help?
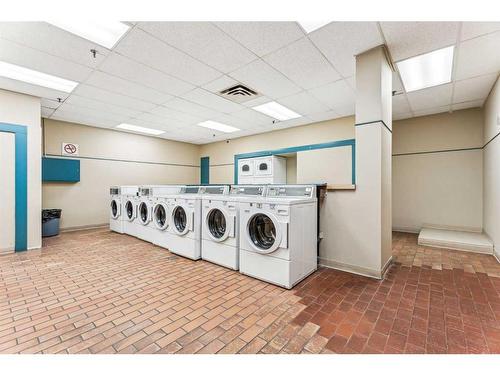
[121,186,140,237]
[136,185,160,243]
[109,186,124,233]
[150,185,184,250]
[239,185,317,289]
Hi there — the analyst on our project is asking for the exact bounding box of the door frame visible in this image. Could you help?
[0,122,28,252]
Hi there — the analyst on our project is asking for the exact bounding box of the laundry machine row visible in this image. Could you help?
[109,184,318,289]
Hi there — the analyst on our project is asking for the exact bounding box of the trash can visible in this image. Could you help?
[42,209,62,237]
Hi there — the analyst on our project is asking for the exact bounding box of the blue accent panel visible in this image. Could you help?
[42,157,80,182]
[233,139,356,185]
[0,122,28,252]
[200,157,209,185]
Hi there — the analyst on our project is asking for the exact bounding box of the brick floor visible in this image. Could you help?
[0,228,499,354]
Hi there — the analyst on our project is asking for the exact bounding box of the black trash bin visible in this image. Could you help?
[42,209,62,237]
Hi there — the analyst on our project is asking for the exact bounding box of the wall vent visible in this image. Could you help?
[218,84,261,103]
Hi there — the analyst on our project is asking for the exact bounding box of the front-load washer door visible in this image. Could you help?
[110,199,120,219]
[206,208,233,242]
[172,205,190,236]
[138,201,151,225]
[246,212,283,254]
[125,200,136,221]
[153,202,169,230]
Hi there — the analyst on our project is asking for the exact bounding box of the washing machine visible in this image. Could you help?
[109,186,124,233]
[201,185,267,270]
[150,185,184,250]
[168,185,228,260]
[239,185,317,289]
[121,185,140,237]
[136,185,162,243]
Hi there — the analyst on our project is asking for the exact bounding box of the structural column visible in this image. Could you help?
[354,46,393,277]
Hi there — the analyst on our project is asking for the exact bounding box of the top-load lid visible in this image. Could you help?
[266,185,316,198]
[199,185,229,195]
[230,185,266,197]
[110,186,120,195]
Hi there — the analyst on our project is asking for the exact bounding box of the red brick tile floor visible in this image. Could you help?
[0,228,499,354]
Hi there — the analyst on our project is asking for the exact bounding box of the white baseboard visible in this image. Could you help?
[421,223,483,233]
[318,256,393,280]
[61,223,109,232]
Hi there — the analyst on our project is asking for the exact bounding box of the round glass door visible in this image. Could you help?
[154,204,167,230]
[248,213,276,252]
[139,202,149,224]
[207,209,226,240]
[173,206,187,234]
[125,201,134,221]
[111,200,119,219]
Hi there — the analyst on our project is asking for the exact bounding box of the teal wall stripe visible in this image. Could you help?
[200,156,210,185]
[0,122,28,252]
[42,157,80,182]
[233,139,356,185]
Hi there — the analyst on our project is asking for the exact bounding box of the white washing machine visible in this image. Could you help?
[121,186,140,237]
[136,185,162,243]
[239,185,317,289]
[109,186,124,233]
[150,185,184,250]
[201,185,267,270]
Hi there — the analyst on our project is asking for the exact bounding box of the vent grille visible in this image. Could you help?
[218,84,261,103]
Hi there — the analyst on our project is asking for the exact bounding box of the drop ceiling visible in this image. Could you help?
[0,21,499,144]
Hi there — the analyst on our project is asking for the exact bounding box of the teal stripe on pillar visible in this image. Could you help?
[0,122,28,252]
[200,157,209,185]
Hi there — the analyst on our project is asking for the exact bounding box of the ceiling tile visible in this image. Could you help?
[393,112,413,121]
[451,99,484,111]
[51,111,118,129]
[406,83,453,111]
[210,113,255,130]
[202,75,239,93]
[114,28,221,85]
[413,105,451,118]
[271,116,313,130]
[0,76,69,102]
[0,22,109,68]
[240,95,273,108]
[308,79,355,113]
[309,22,383,77]
[181,88,244,114]
[84,71,173,105]
[162,97,221,118]
[461,22,500,41]
[98,53,194,96]
[72,84,157,112]
[455,31,500,80]
[392,71,405,93]
[381,22,459,61]
[229,59,302,99]
[393,94,411,114]
[264,37,340,89]
[55,102,129,123]
[307,110,341,123]
[231,108,275,126]
[278,91,330,115]
[149,105,204,124]
[0,38,92,82]
[64,94,142,118]
[215,22,305,57]
[453,73,497,103]
[128,113,185,132]
[41,98,63,109]
[138,22,257,73]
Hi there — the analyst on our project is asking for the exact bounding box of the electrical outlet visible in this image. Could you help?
[319,231,325,239]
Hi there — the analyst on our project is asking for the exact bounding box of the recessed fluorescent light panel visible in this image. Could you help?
[116,123,165,135]
[252,101,302,121]
[48,21,130,49]
[397,46,454,93]
[0,61,78,93]
[197,120,240,133]
[298,21,330,33]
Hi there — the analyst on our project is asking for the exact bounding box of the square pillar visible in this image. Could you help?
[354,46,393,277]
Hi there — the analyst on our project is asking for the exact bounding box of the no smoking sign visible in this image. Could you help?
[61,142,79,156]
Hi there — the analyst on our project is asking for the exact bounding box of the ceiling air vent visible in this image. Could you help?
[218,84,261,103]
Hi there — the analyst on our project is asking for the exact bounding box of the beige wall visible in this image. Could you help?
[42,119,200,230]
[0,89,41,250]
[392,108,484,232]
[483,76,500,258]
